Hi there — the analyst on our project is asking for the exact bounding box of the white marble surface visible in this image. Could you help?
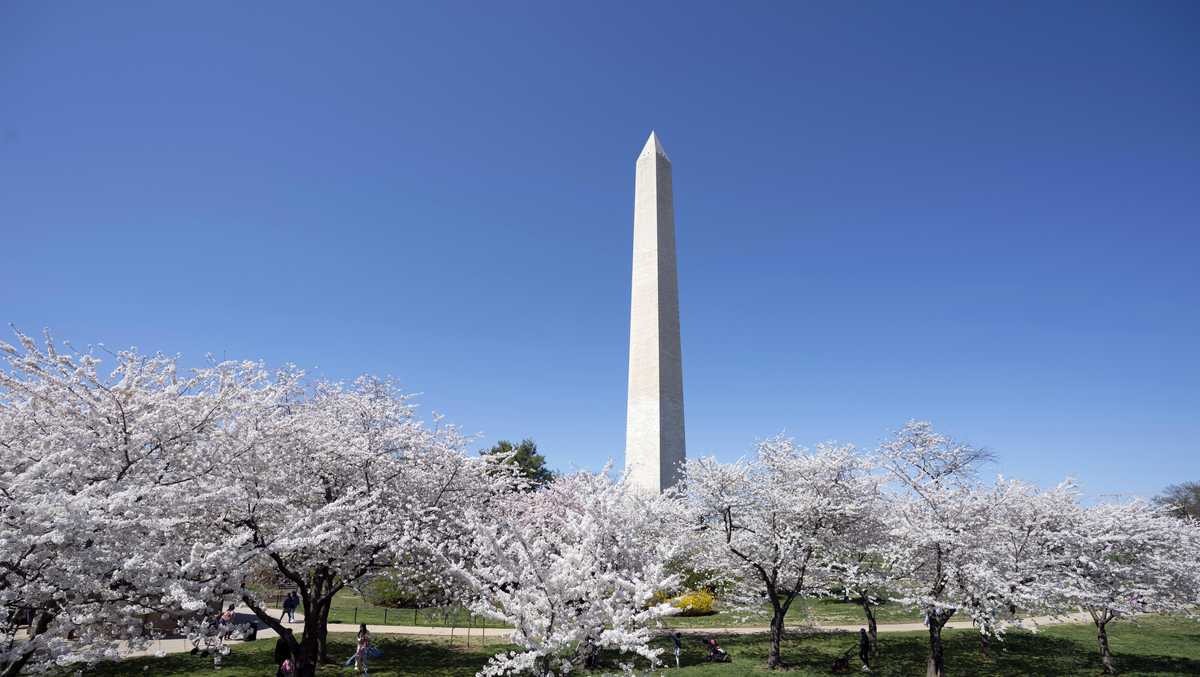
[625,132,686,494]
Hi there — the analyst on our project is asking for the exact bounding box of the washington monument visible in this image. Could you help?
[625,131,685,493]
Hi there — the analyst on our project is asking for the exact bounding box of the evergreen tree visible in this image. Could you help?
[482,438,555,487]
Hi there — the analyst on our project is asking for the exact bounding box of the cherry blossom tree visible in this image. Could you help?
[941,478,1084,659]
[451,469,682,677]
[682,437,878,669]
[825,493,894,663]
[876,424,1189,677]
[1052,499,1200,674]
[876,421,1001,677]
[8,326,1196,677]
[200,376,487,676]
[980,479,1080,608]
[0,329,281,676]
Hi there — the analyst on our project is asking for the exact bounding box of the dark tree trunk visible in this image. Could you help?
[299,626,320,677]
[302,586,335,666]
[0,611,53,677]
[242,594,316,677]
[860,598,879,662]
[768,610,785,668]
[315,596,331,663]
[925,610,953,677]
[1096,620,1116,675]
[767,601,788,669]
[927,619,945,677]
[979,631,990,658]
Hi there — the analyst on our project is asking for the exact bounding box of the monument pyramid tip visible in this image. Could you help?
[641,131,669,161]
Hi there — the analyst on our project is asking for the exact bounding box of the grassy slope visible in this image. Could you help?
[661,616,1200,676]
[302,591,920,629]
[665,597,920,628]
[296,590,509,628]
[81,616,1199,676]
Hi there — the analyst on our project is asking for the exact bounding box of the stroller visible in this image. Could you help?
[831,645,855,673]
[188,614,227,656]
[700,637,732,663]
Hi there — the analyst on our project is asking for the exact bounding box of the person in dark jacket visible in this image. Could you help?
[280,592,299,623]
[583,635,599,668]
[859,628,871,671]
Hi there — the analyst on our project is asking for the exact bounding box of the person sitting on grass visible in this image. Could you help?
[274,636,294,677]
[701,637,730,662]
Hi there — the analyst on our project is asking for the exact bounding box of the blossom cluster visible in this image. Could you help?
[2,330,1196,677]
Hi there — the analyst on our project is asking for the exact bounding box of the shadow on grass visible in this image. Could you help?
[69,618,1200,676]
[631,624,1200,676]
[79,634,509,677]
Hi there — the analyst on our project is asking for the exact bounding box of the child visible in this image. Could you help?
[218,604,236,641]
[355,624,371,676]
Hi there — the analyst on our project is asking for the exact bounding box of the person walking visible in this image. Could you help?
[354,624,372,676]
[218,604,236,641]
[583,636,599,669]
[672,631,682,668]
[859,628,871,672]
[280,592,298,623]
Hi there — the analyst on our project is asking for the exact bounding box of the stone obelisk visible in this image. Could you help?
[625,131,685,493]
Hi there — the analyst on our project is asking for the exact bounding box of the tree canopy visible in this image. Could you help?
[1154,481,1200,520]
[3,329,1199,677]
[481,438,555,487]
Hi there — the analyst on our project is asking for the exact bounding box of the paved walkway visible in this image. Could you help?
[121,607,1093,659]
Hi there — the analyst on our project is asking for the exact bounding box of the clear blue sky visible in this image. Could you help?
[2,2,1197,499]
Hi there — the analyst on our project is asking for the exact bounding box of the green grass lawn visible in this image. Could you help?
[664,597,921,629]
[644,616,1200,676]
[76,616,1200,676]
[322,603,509,629]
[288,590,509,629]
[290,589,919,630]
[79,634,506,677]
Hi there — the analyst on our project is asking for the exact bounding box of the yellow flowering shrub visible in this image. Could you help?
[670,589,716,616]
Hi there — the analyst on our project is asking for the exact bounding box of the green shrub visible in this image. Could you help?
[670,589,716,616]
[361,576,443,608]
[663,559,721,594]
